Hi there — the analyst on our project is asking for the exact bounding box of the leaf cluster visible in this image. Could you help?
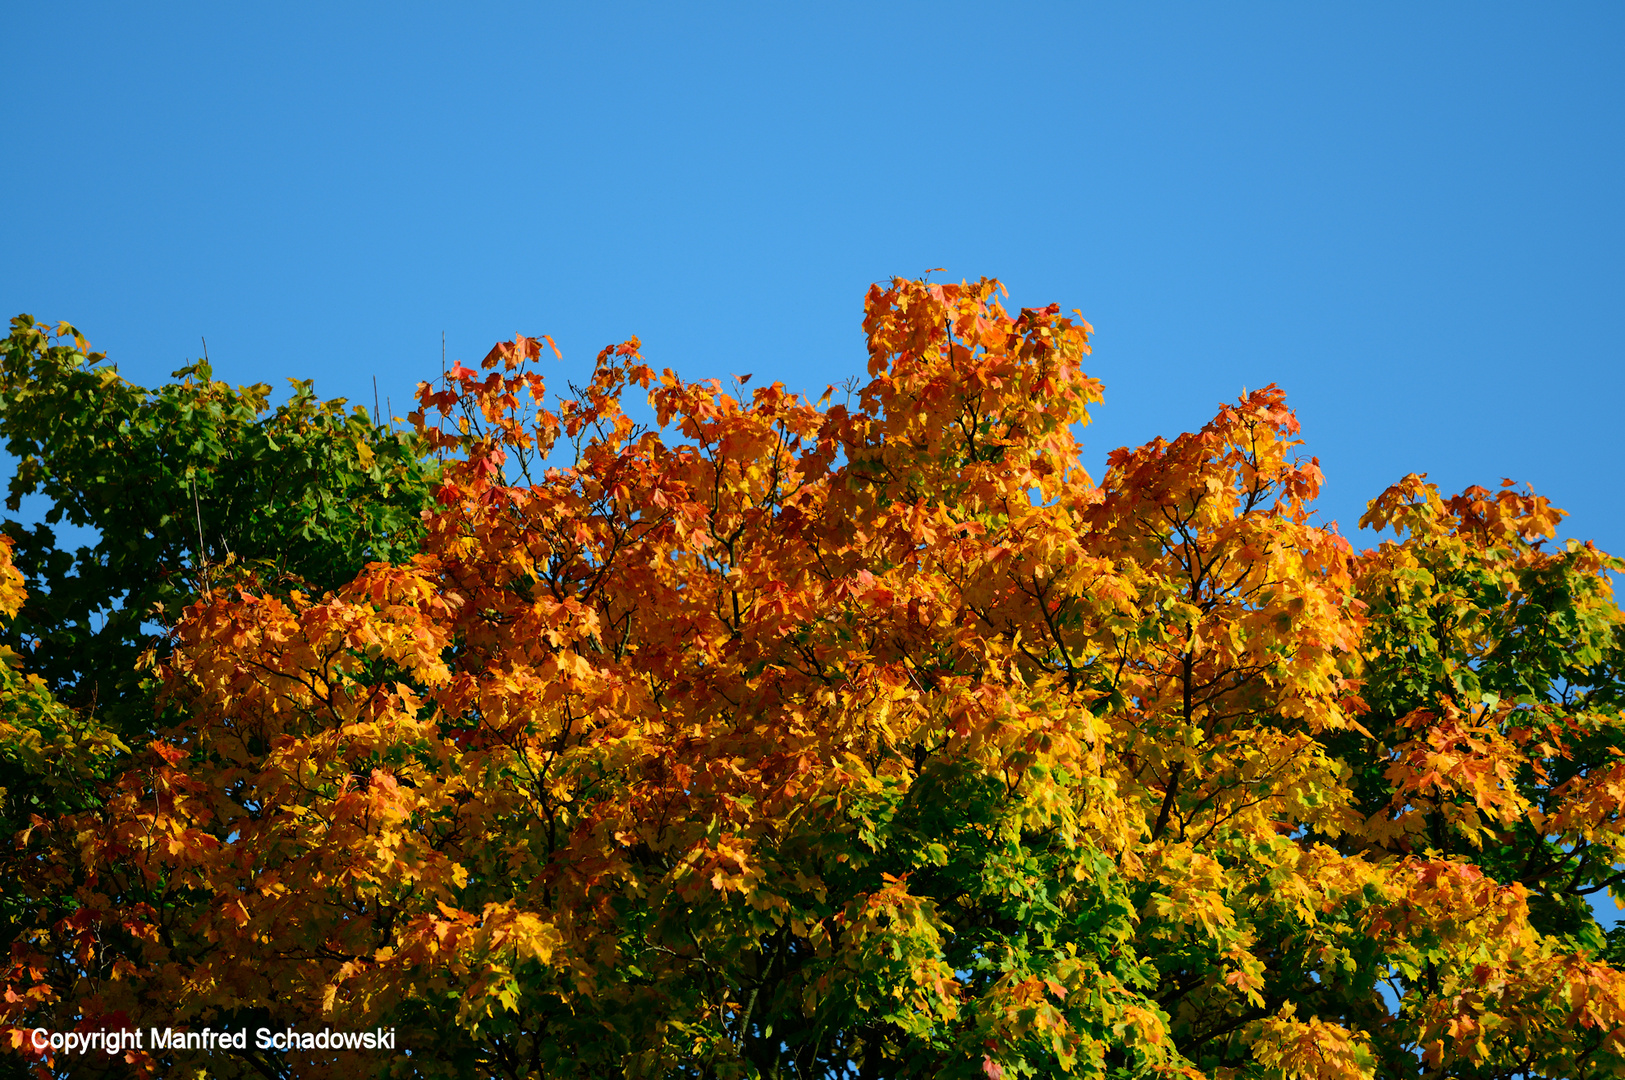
[0,314,439,737]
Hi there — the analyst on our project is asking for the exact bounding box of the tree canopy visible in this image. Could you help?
[0,316,438,737]
[3,282,1624,1079]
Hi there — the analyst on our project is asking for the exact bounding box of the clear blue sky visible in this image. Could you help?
[6,3,1622,552]
[5,3,1625,919]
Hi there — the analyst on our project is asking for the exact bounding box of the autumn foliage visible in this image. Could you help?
[2,280,1624,1079]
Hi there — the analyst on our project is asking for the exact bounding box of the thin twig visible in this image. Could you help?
[192,477,210,594]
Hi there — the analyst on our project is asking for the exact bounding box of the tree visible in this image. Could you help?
[0,316,439,1079]
[0,315,439,738]
[4,281,1623,1079]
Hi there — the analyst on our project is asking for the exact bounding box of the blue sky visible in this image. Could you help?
[6,3,1622,553]
[4,2,1625,920]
